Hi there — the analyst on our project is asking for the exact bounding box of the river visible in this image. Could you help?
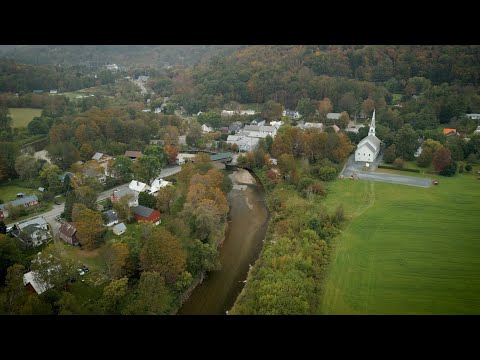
[178,169,269,315]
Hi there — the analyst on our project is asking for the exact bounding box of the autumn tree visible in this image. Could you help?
[30,245,79,289]
[0,106,12,131]
[113,194,134,222]
[79,143,94,161]
[278,153,297,183]
[101,277,129,314]
[161,125,179,146]
[139,191,156,209]
[0,142,18,181]
[318,97,333,116]
[122,272,172,315]
[337,111,350,129]
[39,163,63,194]
[140,228,187,284]
[14,155,43,181]
[296,97,316,117]
[394,124,418,161]
[0,234,22,286]
[3,264,26,314]
[102,243,129,280]
[362,98,375,115]
[132,155,163,183]
[73,185,98,210]
[433,146,452,174]
[383,144,397,164]
[156,186,176,214]
[72,204,105,249]
[417,147,433,167]
[112,155,133,181]
[164,144,178,166]
[261,100,283,121]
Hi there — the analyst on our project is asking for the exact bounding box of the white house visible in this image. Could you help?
[243,125,277,137]
[176,153,196,165]
[227,134,260,152]
[201,124,214,133]
[221,110,237,117]
[106,64,119,71]
[49,89,58,94]
[474,125,480,134]
[355,110,381,163]
[113,222,127,236]
[129,180,150,193]
[148,178,172,194]
[467,114,480,120]
[23,271,52,295]
[283,110,301,119]
[304,122,324,131]
[270,121,284,130]
[240,110,255,116]
[111,188,139,207]
[326,113,342,120]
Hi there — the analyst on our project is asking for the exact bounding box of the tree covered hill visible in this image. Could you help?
[0,45,243,67]
[168,45,480,122]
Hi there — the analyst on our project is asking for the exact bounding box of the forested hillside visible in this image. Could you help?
[0,45,242,67]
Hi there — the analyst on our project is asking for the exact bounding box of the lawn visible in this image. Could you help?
[9,108,42,128]
[320,172,480,314]
[0,184,42,203]
[392,93,403,103]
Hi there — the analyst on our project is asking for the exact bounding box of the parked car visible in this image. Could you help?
[81,265,89,272]
[54,200,61,205]
[77,269,85,276]
[16,193,25,198]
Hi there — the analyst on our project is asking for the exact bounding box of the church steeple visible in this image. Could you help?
[369,109,376,136]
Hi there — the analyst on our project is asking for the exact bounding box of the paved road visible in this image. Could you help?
[341,153,431,188]
[7,165,182,235]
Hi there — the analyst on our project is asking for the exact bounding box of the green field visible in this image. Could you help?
[9,108,42,128]
[0,184,41,203]
[392,93,403,103]
[320,172,480,314]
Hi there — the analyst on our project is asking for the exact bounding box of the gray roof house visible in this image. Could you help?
[12,216,52,248]
[11,195,39,208]
[103,210,119,227]
[113,222,127,235]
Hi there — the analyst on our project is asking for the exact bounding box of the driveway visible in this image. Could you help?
[341,153,431,188]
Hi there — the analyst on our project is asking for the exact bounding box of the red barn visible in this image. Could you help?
[133,205,161,225]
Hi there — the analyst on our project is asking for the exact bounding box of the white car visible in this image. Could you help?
[78,269,85,276]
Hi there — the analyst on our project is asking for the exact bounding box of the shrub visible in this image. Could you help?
[377,165,420,173]
[383,144,397,164]
[317,166,338,181]
[309,181,327,197]
[416,147,433,168]
[393,157,405,169]
[458,163,465,173]
[465,164,472,172]
[297,177,315,197]
[439,161,457,177]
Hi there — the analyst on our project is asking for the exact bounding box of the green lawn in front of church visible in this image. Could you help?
[319,171,480,314]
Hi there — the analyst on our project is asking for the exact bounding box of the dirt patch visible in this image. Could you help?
[232,169,256,184]
[75,248,101,258]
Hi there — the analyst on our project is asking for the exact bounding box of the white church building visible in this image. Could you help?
[355,110,381,163]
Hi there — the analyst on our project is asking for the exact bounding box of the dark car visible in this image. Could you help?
[82,265,90,272]
[54,201,61,205]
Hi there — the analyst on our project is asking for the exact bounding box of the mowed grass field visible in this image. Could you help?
[9,108,42,128]
[320,172,480,314]
[0,184,41,203]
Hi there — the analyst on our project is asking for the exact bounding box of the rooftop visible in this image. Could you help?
[11,195,38,207]
[133,205,156,218]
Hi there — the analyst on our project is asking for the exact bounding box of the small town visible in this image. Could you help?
[0,45,479,316]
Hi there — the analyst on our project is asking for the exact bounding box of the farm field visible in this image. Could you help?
[9,107,42,128]
[320,172,480,314]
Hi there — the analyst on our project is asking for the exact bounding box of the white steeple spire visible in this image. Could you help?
[369,109,376,136]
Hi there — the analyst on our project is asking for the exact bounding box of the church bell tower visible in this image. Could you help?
[369,109,376,136]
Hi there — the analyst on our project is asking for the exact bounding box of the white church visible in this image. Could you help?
[355,110,381,163]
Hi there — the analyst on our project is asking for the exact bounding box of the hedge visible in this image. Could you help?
[377,165,420,173]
